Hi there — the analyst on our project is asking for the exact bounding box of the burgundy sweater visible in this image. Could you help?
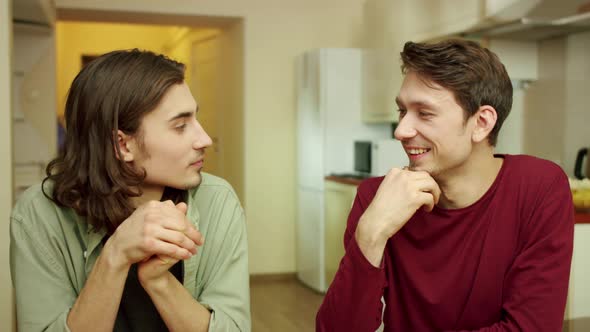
[316,155,574,332]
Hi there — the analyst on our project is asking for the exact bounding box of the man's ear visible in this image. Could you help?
[115,130,135,162]
[471,105,498,144]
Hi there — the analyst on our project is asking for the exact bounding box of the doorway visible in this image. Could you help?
[52,9,244,200]
[190,32,222,175]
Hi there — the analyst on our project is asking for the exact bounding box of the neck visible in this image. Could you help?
[435,146,503,209]
[129,185,165,208]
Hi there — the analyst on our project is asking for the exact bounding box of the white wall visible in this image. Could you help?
[523,32,590,176]
[524,38,567,166]
[13,24,56,158]
[12,24,57,200]
[0,0,15,330]
[55,0,366,274]
[216,21,245,201]
[564,31,590,177]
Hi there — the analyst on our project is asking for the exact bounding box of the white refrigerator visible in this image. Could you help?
[296,48,390,292]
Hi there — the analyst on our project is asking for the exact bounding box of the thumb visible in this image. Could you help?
[156,254,174,264]
[175,202,188,214]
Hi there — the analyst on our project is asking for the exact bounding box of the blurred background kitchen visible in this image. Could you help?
[1,0,590,331]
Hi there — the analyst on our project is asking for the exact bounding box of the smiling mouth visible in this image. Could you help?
[407,148,431,156]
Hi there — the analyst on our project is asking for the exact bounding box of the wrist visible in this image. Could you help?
[102,237,131,272]
[140,271,174,295]
[356,215,390,247]
[355,216,389,267]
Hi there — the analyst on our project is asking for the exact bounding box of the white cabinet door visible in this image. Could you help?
[362,0,543,45]
[567,223,590,322]
[361,0,419,124]
[324,181,358,288]
[297,188,325,292]
[411,0,485,42]
[362,49,399,123]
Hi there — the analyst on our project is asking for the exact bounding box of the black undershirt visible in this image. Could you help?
[113,260,184,332]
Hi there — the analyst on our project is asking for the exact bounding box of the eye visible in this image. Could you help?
[396,109,407,118]
[174,123,187,132]
[419,111,433,118]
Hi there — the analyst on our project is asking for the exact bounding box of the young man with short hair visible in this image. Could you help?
[316,39,574,332]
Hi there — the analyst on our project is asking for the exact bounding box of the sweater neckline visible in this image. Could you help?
[431,154,509,215]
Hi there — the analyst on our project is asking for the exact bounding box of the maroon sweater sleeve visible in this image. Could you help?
[316,179,388,332]
[449,170,574,332]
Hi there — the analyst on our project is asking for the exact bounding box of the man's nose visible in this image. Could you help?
[194,126,213,149]
[394,116,417,141]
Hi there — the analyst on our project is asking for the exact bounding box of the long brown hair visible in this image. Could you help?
[400,39,513,146]
[43,49,186,234]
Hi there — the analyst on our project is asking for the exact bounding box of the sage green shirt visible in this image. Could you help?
[10,173,251,332]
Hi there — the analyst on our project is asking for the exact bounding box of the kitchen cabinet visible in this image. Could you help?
[360,0,544,124]
[408,0,537,42]
[362,0,543,44]
[361,0,414,123]
[407,0,484,42]
[362,49,399,123]
[324,179,358,287]
[364,0,590,44]
[566,222,590,325]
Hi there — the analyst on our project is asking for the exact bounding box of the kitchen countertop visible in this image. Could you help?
[325,176,590,225]
[325,175,366,186]
[563,317,590,332]
[575,212,590,224]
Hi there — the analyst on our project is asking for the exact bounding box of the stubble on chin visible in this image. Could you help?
[182,171,203,190]
[407,162,422,172]
[408,164,438,178]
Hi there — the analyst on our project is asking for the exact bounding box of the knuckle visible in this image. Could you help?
[141,237,155,251]
[388,167,401,175]
[177,220,188,232]
[140,224,151,237]
[176,233,187,244]
[144,211,158,224]
[147,200,160,208]
[174,247,186,257]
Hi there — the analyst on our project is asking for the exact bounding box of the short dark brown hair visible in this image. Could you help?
[43,49,186,234]
[400,39,513,146]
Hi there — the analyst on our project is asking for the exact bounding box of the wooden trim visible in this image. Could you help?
[575,212,590,224]
[56,8,240,28]
[250,272,297,283]
[324,176,363,186]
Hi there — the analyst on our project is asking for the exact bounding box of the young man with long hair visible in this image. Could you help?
[316,39,574,331]
[10,49,250,331]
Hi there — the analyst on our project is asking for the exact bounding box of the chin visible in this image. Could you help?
[410,164,437,176]
[409,163,426,172]
[166,174,202,191]
[186,173,203,189]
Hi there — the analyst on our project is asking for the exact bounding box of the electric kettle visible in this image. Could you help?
[574,147,590,179]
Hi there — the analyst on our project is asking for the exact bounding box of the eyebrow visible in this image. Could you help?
[395,97,436,110]
[167,105,199,122]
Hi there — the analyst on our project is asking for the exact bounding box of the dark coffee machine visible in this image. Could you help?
[574,147,590,180]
